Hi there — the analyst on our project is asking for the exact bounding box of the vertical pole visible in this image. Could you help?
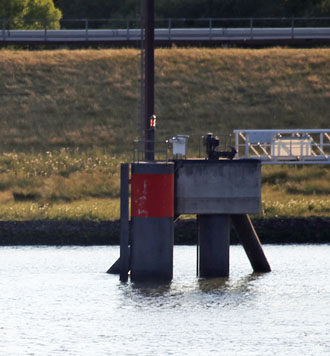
[245,134,249,158]
[209,18,212,40]
[291,17,295,39]
[126,19,130,40]
[250,18,253,40]
[44,19,47,41]
[85,19,89,42]
[120,163,130,282]
[320,132,324,153]
[2,19,5,42]
[235,132,239,158]
[140,2,145,141]
[196,215,200,276]
[143,0,155,161]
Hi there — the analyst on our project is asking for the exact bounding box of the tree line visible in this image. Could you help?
[55,0,330,19]
[0,0,62,29]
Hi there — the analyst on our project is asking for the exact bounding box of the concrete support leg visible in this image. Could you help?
[107,256,120,274]
[198,214,230,278]
[106,247,131,275]
[231,214,271,273]
[130,217,173,281]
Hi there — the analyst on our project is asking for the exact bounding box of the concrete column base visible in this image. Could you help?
[130,217,174,282]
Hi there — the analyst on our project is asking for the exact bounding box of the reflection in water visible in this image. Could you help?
[193,273,265,308]
[118,272,267,311]
[123,272,264,296]
[207,273,263,294]
[131,280,172,297]
[118,279,174,310]
[197,276,229,293]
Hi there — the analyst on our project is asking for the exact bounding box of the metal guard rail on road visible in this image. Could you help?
[234,129,330,165]
[1,17,330,43]
[2,28,330,43]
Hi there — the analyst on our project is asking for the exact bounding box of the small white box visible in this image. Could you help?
[271,138,312,157]
[170,135,189,156]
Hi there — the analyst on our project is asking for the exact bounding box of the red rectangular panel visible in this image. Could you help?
[131,173,174,218]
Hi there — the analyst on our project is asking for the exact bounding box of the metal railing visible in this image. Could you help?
[234,129,330,165]
[133,133,234,162]
[1,17,330,43]
[133,139,169,162]
[132,130,330,164]
[2,17,330,30]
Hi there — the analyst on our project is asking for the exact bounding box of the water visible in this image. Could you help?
[0,245,330,356]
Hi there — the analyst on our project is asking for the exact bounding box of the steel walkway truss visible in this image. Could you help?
[233,129,330,165]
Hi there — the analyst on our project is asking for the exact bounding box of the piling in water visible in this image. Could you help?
[198,214,231,278]
[130,162,174,282]
[231,214,271,273]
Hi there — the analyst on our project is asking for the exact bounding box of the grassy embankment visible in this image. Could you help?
[0,48,329,221]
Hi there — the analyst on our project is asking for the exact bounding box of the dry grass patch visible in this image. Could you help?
[0,198,120,221]
[260,165,330,217]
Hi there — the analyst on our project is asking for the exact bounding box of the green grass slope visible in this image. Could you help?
[0,48,329,220]
[1,48,330,151]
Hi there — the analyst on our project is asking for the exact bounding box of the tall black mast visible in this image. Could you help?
[143,0,155,161]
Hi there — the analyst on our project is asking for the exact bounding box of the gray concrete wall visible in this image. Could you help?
[175,159,261,214]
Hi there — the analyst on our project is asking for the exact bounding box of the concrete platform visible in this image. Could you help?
[175,159,261,215]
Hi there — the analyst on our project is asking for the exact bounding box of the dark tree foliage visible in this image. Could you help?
[0,0,62,29]
[54,0,330,19]
[53,0,121,19]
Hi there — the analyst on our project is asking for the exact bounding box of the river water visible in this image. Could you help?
[0,245,329,355]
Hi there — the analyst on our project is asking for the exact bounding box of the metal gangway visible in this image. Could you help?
[234,129,330,164]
